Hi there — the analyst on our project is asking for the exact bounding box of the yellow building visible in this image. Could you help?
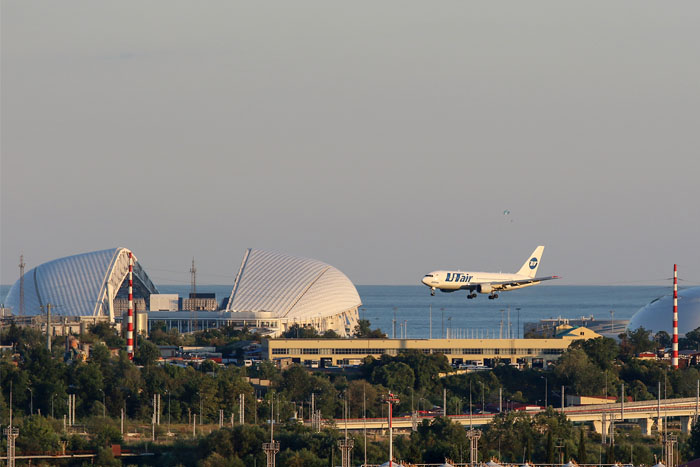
[262,328,600,368]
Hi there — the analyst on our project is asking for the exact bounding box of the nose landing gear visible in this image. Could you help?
[430,287,436,296]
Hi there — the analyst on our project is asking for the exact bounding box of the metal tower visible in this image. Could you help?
[5,385,18,467]
[190,257,198,331]
[18,255,25,317]
[338,395,354,467]
[262,396,279,467]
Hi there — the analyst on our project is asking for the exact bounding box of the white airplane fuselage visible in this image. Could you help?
[421,246,558,299]
[422,271,538,293]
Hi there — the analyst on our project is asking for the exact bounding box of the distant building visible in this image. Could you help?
[555,326,601,339]
[566,395,617,406]
[150,294,179,311]
[525,316,628,338]
[263,333,596,368]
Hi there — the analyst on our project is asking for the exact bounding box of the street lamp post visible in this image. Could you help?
[478,381,485,412]
[541,376,548,408]
[27,387,33,415]
[384,393,400,466]
[166,390,171,435]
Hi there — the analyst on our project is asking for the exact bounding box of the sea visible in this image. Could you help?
[1,284,671,339]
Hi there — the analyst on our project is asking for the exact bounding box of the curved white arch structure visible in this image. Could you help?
[226,249,361,336]
[4,248,158,320]
[628,287,700,336]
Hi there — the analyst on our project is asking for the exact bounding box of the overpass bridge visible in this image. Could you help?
[320,397,700,436]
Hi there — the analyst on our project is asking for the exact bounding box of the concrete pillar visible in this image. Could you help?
[657,416,664,434]
[592,419,604,434]
[639,418,654,436]
[681,416,693,434]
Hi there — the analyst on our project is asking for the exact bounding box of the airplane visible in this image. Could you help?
[421,246,559,299]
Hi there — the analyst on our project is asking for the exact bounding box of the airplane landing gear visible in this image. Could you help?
[467,293,476,299]
[488,293,499,300]
[430,287,436,296]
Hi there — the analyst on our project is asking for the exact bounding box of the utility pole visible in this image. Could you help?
[384,393,400,466]
[561,385,565,412]
[429,304,432,339]
[443,388,447,417]
[363,384,367,467]
[239,393,245,424]
[467,382,480,467]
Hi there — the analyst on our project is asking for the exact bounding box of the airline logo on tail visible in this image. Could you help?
[529,258,538,269]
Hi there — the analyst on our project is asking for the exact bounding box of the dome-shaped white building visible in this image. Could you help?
[3,248,158,320]
[225,248,361,336]
[627,287,700,335]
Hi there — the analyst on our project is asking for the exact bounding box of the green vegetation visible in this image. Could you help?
[3,322,700,465]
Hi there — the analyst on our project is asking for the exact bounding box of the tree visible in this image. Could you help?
[655,331,671,348]
[683,327,700,351]
[410,417,468,463]
[577,429,587,463]
[17,415,61,452]
[571,337,619,370]
[620,328,656,358]
[546,430,555,464]
[281,324,320,339]
[371,362,415,392]
[554,348,604,396]
[354,320,386,338]
[134,339,161,367]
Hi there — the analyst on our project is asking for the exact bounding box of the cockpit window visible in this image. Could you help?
[424,274,434,277]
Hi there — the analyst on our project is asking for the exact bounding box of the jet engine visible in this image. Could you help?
[477,283,493,294]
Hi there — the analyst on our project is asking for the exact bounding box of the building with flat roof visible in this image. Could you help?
[262,330,600,368]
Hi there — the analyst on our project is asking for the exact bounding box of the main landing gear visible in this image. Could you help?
[466,293,477,299]
[487,294,499,300]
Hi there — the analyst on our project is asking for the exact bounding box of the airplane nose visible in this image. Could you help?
[422,276,430,286]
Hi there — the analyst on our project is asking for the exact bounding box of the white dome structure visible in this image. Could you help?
[226,249,361,336]
[627,287,700,336]
[3,248,158,320]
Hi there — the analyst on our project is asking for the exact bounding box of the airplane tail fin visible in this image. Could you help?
[516,246,545,278]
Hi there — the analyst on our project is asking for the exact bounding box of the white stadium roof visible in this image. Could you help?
[226,248,362,321]
[4,248,158,319]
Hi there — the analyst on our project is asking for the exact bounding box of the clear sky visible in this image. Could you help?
[2,2,699,287]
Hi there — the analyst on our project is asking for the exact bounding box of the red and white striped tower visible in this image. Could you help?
[127,251,134,360]
[672,264,679,369]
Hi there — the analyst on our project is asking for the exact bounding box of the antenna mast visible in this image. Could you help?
[190,258,197,331]
[18,255,25,317]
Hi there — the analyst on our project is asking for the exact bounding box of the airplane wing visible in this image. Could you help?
[491,275,560,289]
